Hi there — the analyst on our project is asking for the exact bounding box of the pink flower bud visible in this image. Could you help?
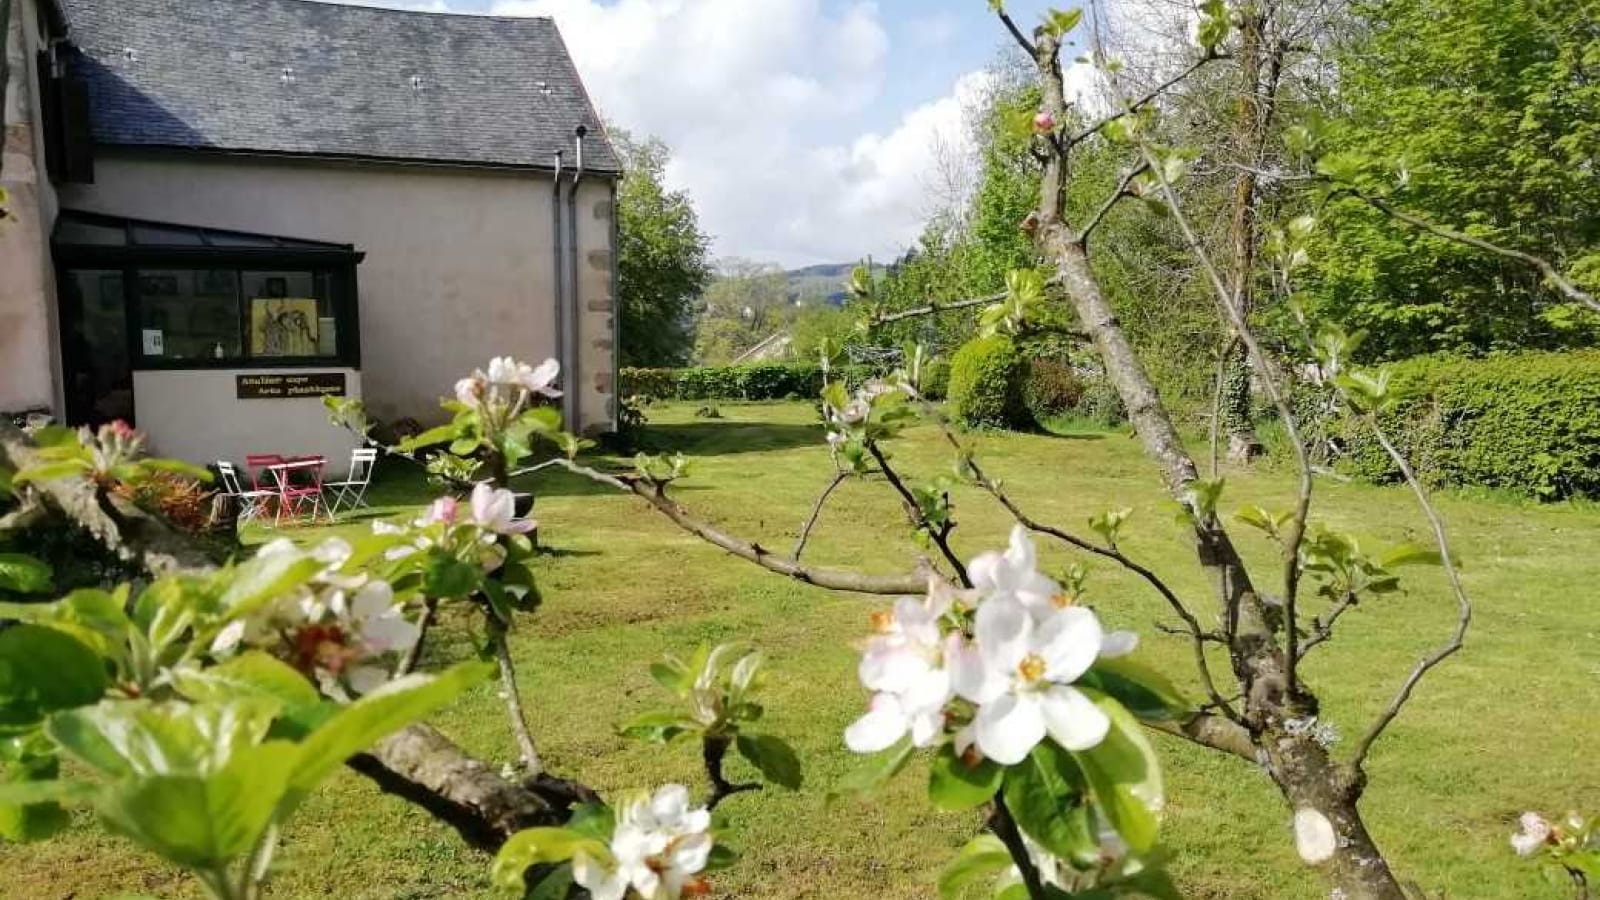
[1033,111,1056,133]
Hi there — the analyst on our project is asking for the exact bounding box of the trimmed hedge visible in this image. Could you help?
[1336,351,1600,499]
[949,335,1033,430]
[1023,360,1084,419]
[620,363,873,401]
[921,359,952,401]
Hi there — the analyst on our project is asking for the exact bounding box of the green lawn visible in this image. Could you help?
[5,400,1597,900]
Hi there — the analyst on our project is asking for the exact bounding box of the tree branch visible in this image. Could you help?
[1355,193,1599,315]
[1348,416,1472,771]
[994,7,1036,58]
[793,469,848,560]
[551,459,929,595]
[868,290,1007,326]
[1076,161,1148,245]
[866,441,970,587]
[1065,54,1224,148]
[702,735,761,811]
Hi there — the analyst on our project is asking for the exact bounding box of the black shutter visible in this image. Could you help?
[36,52,95,185]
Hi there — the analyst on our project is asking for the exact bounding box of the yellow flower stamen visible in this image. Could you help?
[869,611,895,633]
[1017,653,1047,684]
[1051,592,1076,609]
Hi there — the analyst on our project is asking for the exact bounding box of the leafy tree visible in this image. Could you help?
[693,259,794,364]
[614,130,713,368]
[1302,0,1600,358]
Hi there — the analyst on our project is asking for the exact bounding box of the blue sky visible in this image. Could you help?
[334,1,1078,266]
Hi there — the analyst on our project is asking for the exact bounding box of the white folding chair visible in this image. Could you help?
[217,460,275,523]
[325,448,378,516]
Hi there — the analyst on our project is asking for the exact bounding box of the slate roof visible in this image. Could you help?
[58,0,619,173]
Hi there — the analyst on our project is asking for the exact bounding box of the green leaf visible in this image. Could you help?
[0,778,94,842]
[423,556,482,600]
[1042,7,1084,37]
[138,458,214,483]
[928,743,1003,812]
[398,424,461,453]
[287,661,492,802]
[217,552,324,622]
[1079,657,1191,722]
[937,834,1012,900]
[0,626,108,729]
[172,652,320,711]
[619,710,700,744]
[564,801,615,842]
[735,732,802,790]
[12,460,90,485]
[28,426,79,449]
[0,589,130,663]
[95,741,298,870]
[0,554,53,594]
[830,735,915,802]
[1001,740,1099,867]
[1379,542,1444,568]
[491,827,609,893]
[1070,691,1164,852]
[525,864,576,900]
[47,699,280,779]
[648,660,692,696]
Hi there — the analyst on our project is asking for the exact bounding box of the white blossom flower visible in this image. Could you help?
[455,373,486,406]
[573,784,713,900]
[487,356,562,398]
[1511,812,1552,858]
[846,586,958,752]
[469,482,536,535]
[1099,630,1139,659]
[318,581,421,698]
[951,598,1110,764]
[839,398,871,424]
[968,525,1073,617]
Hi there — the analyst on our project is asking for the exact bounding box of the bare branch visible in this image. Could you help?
[394,598,439,677]
[1065,54,1224,148]
[1131,132,1315,700]
[866,441,970,587]
[1348,417,1472,771]
[1145,713,1257,763]
[793,470,848,560]
[702,735,762,811]
[1354,193,1600,315]
[551,459,929,596]
[994,7,1037,57]
[1077,161,1149,245]
[919,405,1239,722]
[1296,590,1358,658]
[868,289,1006,326]
[487,616,545,777]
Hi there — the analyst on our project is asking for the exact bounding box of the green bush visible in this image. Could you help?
[1335,351,1600,499]
[619,364,873,402]
[920,359,952,400]
[1076,376,1127,427]
[948,335,1033,430]
[1023,360,1084,419]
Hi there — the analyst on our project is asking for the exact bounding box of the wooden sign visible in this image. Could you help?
[236,372,346,399]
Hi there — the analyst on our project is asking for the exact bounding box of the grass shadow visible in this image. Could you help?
[640,422,823,456]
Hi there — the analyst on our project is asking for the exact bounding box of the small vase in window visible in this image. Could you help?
[213,342,225,359]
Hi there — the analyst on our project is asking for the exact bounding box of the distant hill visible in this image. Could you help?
[785,262,886,307]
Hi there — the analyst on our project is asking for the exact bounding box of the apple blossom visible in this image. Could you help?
[469,482,536,535]
[1034,110,1057,133]
[487,355,562,398]
[846,586,960,753]
[573,784,713,900]
[968,524,1073,617]
[951,597,1110,764]
[1511,811,1552,858]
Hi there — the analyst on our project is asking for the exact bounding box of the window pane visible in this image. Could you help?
[242,271,336,358]
[136,269,242,362]
[60,269,133,424]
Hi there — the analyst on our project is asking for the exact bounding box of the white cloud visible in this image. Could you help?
[487,0,984,266]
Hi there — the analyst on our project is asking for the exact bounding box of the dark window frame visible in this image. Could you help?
[53,213,364,372]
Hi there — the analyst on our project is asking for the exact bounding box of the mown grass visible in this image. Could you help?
[5,400,1598,900]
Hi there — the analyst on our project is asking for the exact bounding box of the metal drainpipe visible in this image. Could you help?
[566,125,586,430]
[551,150,565,408]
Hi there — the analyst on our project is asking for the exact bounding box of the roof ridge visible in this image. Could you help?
[253,0,554,23]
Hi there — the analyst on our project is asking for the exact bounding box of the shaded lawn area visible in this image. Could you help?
[6,400,1598,900]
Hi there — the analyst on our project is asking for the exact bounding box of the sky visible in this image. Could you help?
[330,0,1085,268]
